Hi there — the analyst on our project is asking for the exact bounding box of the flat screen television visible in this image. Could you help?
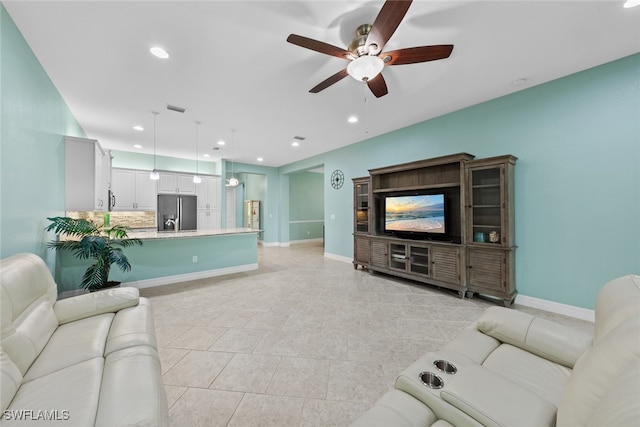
[384,193,446,236]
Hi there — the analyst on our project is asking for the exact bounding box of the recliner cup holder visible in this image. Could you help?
[433,359,457,374]
[419,371,444,389]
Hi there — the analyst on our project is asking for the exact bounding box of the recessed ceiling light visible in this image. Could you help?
[133,125,144,131]
[217,140,226,146]
[203,153,210,158]
[133,144,143,149]
[291,141,300,147]
[150,46,169,59]
[257,157,264,162]
[511,78,528,87]
[624,0,640,8]
[348,115,358,123]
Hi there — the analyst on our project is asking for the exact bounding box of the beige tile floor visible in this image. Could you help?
[141,242,593,427]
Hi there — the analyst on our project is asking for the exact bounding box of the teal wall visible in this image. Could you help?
[282,53,640,309]
[111,150,219,175]
[289,171,324,241]
[0,6,85,266]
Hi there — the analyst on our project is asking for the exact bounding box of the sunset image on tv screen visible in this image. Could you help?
[385,194,445,234]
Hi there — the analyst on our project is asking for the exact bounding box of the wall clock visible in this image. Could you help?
[330,169,344,189]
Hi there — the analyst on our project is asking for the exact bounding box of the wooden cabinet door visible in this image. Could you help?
[468,248,506,292]
[354,235,370,265]
[370,239,388,269]
[432,246,462,285]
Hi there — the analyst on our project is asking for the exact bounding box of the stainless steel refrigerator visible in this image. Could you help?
[157,194,197,231]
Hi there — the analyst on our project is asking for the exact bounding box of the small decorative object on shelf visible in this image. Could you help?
[489,231,500,243]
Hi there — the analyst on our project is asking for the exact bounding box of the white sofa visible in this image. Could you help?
[0,253,168,426]
[351,274,640,427]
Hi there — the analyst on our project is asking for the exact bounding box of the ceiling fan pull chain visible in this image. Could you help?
[363,83,369,135]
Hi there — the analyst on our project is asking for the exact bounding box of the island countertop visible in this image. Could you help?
[126,228,259,240]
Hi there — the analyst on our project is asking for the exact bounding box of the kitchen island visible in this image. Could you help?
[55,228,259,293]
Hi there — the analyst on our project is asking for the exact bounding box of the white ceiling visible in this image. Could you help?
[5,1,640,168]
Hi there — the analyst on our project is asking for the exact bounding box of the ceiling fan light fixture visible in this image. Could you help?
[150,46,169,59]
[347,55,384,82]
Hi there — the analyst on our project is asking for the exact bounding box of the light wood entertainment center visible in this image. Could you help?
[353,153,517,306]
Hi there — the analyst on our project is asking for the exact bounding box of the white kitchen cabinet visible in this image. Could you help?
[196,175,221,230]
[197,209,221,230]
[65,136,110,211]
[158,172,196,194]
[196,176,220,209]
[111,168,157,211]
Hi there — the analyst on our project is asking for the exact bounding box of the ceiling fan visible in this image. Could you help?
[287,0,454,98]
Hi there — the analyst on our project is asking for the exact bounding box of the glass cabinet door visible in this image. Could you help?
[355,181,369,233]
[409,245,429,275]
[470,166,503,245]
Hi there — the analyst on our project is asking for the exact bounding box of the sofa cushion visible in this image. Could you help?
[0,350,23,413]
[556,315,640,426]
[477,306,592,368]
[105,298,157,355]
[581,360,640,427]
[481,343,571,407]
[438,328,500,365]
[54,287,139,325]
[0,300,58,376]
[2,357,103,426]
[350,389,438,427]
[95,345,168,427]
[23,313,114,382]
[594,274,640,343]
[440,364,557,427]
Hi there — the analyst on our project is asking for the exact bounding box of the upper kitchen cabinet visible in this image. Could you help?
[65,136,111,211]
[158,172,196,194]
[111,168,157,211]
[196,175,221,209]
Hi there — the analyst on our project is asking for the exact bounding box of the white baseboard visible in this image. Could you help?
[123,263,259,289]
[261,241,285,247]
[290,238,323,245]
[515,294,595,322]
[324,252,353,264]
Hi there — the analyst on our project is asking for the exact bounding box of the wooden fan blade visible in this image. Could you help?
[366,0,413,55]
[381,45,454,66]
[287,34,352,60]
[310,69,349,93]
[367,73,388,98]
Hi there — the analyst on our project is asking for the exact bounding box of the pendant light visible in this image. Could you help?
[149,111,160,180]
[226,129,239,187]
[193,121,202,184]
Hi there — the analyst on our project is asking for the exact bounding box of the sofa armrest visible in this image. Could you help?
[440,364,557,427]
[477,306,592,368]
[54,287,139,325]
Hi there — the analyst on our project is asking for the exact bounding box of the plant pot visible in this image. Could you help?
[90,281,121,292]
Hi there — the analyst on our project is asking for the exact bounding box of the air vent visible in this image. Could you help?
[212,146,221,151]
[293,136,306,141]
[167,104,186,113]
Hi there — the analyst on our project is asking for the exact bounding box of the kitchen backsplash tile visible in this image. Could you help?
[66,211,156,229]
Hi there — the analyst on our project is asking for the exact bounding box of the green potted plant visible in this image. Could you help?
[45,216,142,291]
